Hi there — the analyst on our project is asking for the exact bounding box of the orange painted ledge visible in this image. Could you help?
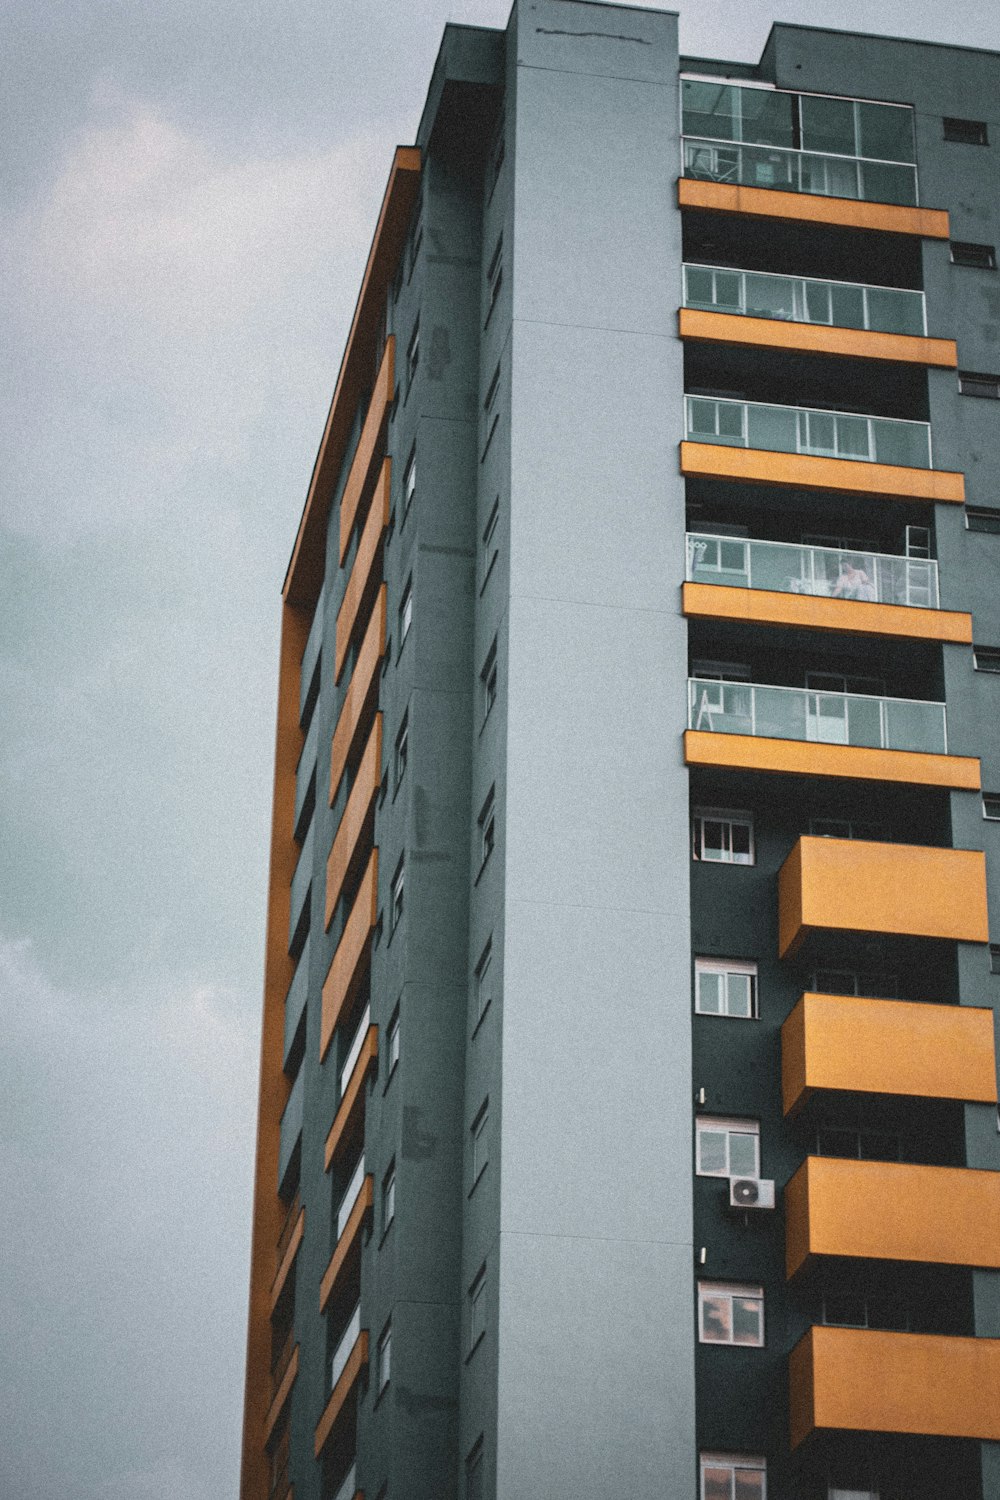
[681,581,972,643]
[269,1206,305,1314]
[786,1156,1000,1278]
[789,1326,1000,1448]
[684,730,980,792]
[325,1026,379,1170]
[264,1345,299,1446]
[678,307,957,368]
[778,837,989,958]
[330,585,386,805]
[338,337,394,567]
[326,715,382,929]
[336,461,390,683]
[677,177,950,239]
[781,992,998,1117]
[680,441,965,504]
[320,849,378,1062]
[320,1175,373,1313]
[314,1332,369,1458]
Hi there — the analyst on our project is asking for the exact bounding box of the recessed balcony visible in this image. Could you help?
[777,836,989,958]
[789,1325,1000,1447]
[325,1013,378,1169]
[786,1155,1000,1278]
[320,848,378,1060]
[782,992,998,1117]
[319,1168,372,1314]
[314,1303,368,1458]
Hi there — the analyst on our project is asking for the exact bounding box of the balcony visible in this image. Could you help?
[320,848,378,1060]
[326,714,382,930]
[282,934,310,1070]
[681,398,964,502]
[782,992,998,1117]
[680,264,955,367]
[288,820,314,952]
[265,1330,299,1445]
[325,1015,378,1169]
[320,1171,373,1313]
[786,1155,1000,1278]
[778,836,989,958]
[336,459,389,683]
[337,1155,367,1240]
[299,584,325,721]
[294,703,319,837]
[789,1325,1000,1447]
[338,335,394,564]
[329,585,386,805]
[270,1193,304,1312]
[277,1066,304,1194]
[314,1304,368,1458]
[332,1462,359,1500]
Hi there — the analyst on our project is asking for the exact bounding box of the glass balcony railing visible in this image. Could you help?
[337,1154,366,1241]
[332,1462,358,1500]
[340,1004,371,1098]
[330,1304,361,1391]
[683,264,926,338]
[682,137,917,207]
[686,533,939,609]
[685,395,932,469]
[688,678,947,755]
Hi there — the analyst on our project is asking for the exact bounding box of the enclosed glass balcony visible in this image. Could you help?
[686,533,939,609]
[340,1004,371,1098]
[681,79,917,206]
[685,395,932,469]
[683,264,926,337]
[337,1153,366,1240]
[330,1303,361,1390]
[687,678,947,755]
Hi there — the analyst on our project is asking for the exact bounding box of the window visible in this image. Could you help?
[816,1125,899,1161]
[469,1266,487,1351]
[943,116,989,145]
[399,578,413,647]
[471,1100,489,1185]
[966,506,1000,533]
[810,817,886,842]
[480,498,500,590]
[823,1290,909,1332]
[466,1438,484,1500]
[478,786,496,870]
[828,1485,878,1500]
[408,199,423,277]
[376,1323,391,1394]
[387,1004,400,1074]
[959,371,1000,400]
[488,114,506,200]
[692,808,754,865]
[974,645,1000,672]
[700,1452,766,1500]
[406,321,419,393]
[481,362,501,459]
[402,448,416,520]
[382,1160,396,1233]
[694,958,757,1019]
[983,795,1000,821]
[811,968,898,999]
[390,860,404,933]
[485,235,503,325]
[698,1282,764,1346]
[696,1116,759,1178]
[480,639,497,725]
[990,944,1000,976]
[951,241,996,269]
[394,714,408,791]
[474,937,493,1025]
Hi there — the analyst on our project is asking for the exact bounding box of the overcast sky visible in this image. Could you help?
[2,2,998,1496]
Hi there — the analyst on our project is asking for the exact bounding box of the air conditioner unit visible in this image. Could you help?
[729,1176,775,1210]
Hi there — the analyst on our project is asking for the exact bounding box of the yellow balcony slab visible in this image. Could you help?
[681,581,971,643]
[782,992,998,1117]
[329,585,386,805]
[269,1204,304,1315]
[338,336,394,565]
[314,1331,368,1458]
[680,441,965,504]
[325,1026,378,1170]
[677,177,950,239]
[319,1175,373,1314]
[778,837,989,958]
[786,1156,1000,1278]
[264,1345,298,1446]
[335,460,390,684]
[684,730,979,791]
[789,1325,1000,1448]
[325,715,382,929]
[678,307,958,368]
[320,850,378,1062]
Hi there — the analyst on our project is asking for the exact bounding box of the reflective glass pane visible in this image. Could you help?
[835,415,870,459]
[697,972,723,1014]
[866,286,923,335]
[884,698,945,754]
[804,280,832,323]
[700,1293,732,1341]
[733,1297,763,1344]
[703,1469,733,1500]
[688,399,719,437]
[804,411,836,455]
[698,1128,728,1173]
[860,159,917,206]
[685,266,716,306]
[717,402,745,441]
[808,694,848,744]
[742,143,795,191]
[682,81,738,140]
[739,87,795,148]
[846,696,883,749]
[713,271,742,310]
[800,94,857,156]
[718,540,748,574]
[728,974,753,1018]
[872,419,929,468]
[747,403,797,453]
[729,1130,758,1177]
[734,1468,765,1500]
[745,274,795,320]
[859,100,915,163]
[830,283,866,329]
[730,823,752,864]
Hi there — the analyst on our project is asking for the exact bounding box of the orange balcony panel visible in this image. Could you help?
[338,336,394,566]
[786,1156,1000,1279]
[325,1026,378,1170]
[329,585,386,805]
[336,461,390,683]
[777,836,989,959]
[681,581,972,644]
[326,715,382,929]
[782,992,998,1117]
[319,1175,373,1314]
[320,850,378,1062]
[678,307,958,368]
[789,1325,1000,1448]
[677,177,950,240]
[269,1204,305,1315]
[264,1345,299,1446]
[684,729,980,792]
[314,1332,369,1458]
[680,441,965,504]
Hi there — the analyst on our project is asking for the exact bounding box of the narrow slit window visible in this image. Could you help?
[959,371,1000,400]
[943,117,989,146]
[966,507,1000,534]
[951,241,996,270]
[974,645,1000,673]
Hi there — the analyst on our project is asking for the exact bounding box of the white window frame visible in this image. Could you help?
[376,1323,391,1393]
[399,578,413,647]
[387,1004,400,1075]
[402,447,416,519]
[696,1116,760,1179]
[406,320,419,392]
[382,1160,396,1233]
[697,1281,765,1347]
[700,1452,767,1500]
[394,713,409,791]
[471,1100,489,1186]
[694,958,758,1019]
[692,807,755,865]
[390,862,404,933]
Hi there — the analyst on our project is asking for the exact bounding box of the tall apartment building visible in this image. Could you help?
[240,6,1000,1498]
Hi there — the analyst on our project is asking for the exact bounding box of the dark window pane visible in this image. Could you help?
[859,100,916,162]
[800,94,856,156]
